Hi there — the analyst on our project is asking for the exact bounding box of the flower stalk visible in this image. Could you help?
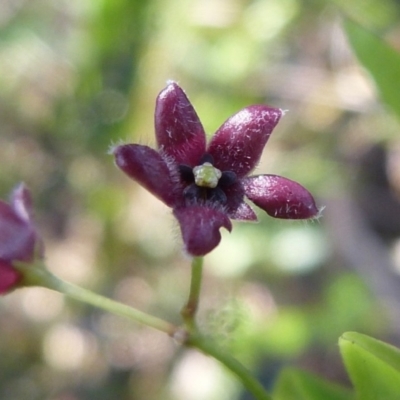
[188,334,273,400]
[180,256,272,399]
[15,262,177,335]
[13,259,273,400]
[181,256,204,330]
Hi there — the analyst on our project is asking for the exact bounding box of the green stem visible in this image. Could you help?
[181,256,203,329]
[189,334,272,400]
[179,257,271,399]
[17,263,177,335]
[16,261,272,399]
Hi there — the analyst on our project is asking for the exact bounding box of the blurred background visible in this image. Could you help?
[1,0,400,399]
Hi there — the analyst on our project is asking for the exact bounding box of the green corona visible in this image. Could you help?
[193,162,222,188]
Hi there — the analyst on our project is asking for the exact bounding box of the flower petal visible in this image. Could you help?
[229,202,258,221]
[208,106,282,178]
[155,81,206,165]
[173,206,232,256]
[114,144,179,207]
[243,175,319,219]
[0,260,21,294]
[223,182,258,221]
[11,183,32,222]
[0,200,36,261]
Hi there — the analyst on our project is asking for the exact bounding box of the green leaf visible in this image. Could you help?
[339,332,400,400]
[273,367,354,400]
[343,19,400,121]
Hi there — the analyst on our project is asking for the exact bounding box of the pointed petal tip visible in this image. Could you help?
[165,79,179,88]
[11,182,29,198]
[11,183,32,222]
[174,206,232,256]
[157,80,185,102]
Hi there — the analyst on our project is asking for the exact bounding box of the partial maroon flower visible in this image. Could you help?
[0,184,43,294]
[113,82,319,256]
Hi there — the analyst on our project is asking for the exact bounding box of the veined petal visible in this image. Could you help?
[155,82,206,165]
[0,200,36,262]
[173,206,232,256]
[243,175,319,219]
[114,144,178,207]
[208,106,282,178]
[0,260,21,294]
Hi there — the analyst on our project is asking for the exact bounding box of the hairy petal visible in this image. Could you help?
[0,260,21,294]
[114,144,179,207]
[208,106,282,178]
[223,182,258,221]
[155,81,206,165]
[0,201,36,262]
[173,206,232,256]
[243,175,319,219]
[229,202,258,221]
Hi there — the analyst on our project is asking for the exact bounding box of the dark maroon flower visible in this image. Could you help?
[113,82,319,256]
[0,184,43,294]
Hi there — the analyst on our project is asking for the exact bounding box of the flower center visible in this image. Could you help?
[178,154,237,206]
[192,162,222,188]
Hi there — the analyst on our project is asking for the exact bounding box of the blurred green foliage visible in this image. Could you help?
[273,367,353,400]
[344,19,400,121]
[1,0,400,399]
